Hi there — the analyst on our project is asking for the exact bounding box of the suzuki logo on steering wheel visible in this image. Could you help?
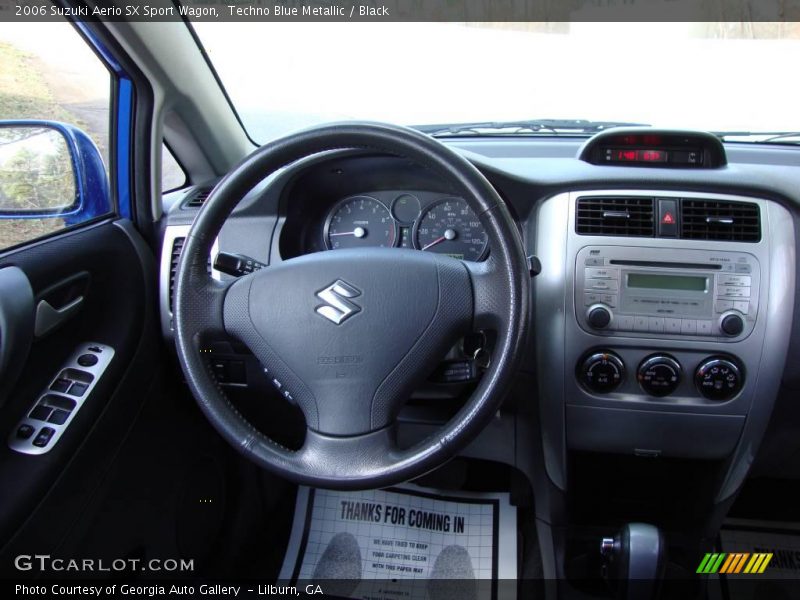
[315,280,362,325]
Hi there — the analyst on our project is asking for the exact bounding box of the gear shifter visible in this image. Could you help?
[601,523,666,600]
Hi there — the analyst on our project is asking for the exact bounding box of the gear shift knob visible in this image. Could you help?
[601,523,666,600]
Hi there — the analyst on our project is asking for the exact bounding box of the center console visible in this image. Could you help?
[532,189,795,501]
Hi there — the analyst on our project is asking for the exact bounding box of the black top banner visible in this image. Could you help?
[1,0,799,22]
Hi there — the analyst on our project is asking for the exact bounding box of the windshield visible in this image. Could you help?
[193,22,800,143]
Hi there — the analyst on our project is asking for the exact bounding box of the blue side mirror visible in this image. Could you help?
[0,121,110,224]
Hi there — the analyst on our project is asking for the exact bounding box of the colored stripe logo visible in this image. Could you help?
[697,552,773,574]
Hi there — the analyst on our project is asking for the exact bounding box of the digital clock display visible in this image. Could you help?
[611,148,668,163]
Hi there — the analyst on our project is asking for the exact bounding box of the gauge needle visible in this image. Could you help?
[330,226,367,238]
[421,228,456,251]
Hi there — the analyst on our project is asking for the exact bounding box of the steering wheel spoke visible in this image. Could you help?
[464,255,509,331]
[174,250,233,342]
[298,426,402,483]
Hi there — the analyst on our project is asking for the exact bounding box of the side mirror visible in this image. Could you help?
[0,121,109,222]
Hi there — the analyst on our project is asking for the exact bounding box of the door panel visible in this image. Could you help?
[0,218,160,562]
[0,266,34,405]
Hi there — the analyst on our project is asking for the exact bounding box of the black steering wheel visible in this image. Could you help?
[174,122,529,489]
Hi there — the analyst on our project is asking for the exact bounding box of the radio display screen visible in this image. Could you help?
[627,273,707,292]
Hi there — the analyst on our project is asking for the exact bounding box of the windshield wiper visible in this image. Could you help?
[413,119,648,137]
[714,131,800,144]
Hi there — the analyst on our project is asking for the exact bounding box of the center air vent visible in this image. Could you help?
[576,196,654,237]
[681,199,761,242]
[183,187,212,208]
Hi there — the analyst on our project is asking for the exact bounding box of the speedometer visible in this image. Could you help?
[414,198,488,261]
[325,196,396,250]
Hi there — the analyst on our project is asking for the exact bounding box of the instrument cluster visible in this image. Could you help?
[322,190,488,262]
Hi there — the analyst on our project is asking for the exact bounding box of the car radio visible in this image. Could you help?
[575,245,759,339]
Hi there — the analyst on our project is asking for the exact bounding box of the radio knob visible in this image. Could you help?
[578,351,625,394]
[587,304,612,330]
[695,357,744,401]
[637,354,682,397]
[720,311,745,337]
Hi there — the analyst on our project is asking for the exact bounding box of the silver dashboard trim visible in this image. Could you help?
[532,189,795,497]
[159,225,219,339]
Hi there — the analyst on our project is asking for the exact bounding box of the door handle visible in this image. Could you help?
[35,296,84,338]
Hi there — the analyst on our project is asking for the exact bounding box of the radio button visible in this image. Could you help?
[585,267,618,280]
[648,317,665,333]
[600,294,617,307]
[665,318,682,334]
[633,316,649,332]
[733,301,750,314]
[681,319,698,334]
[715,300,734,313]
[584,257,605,266]
[615,315,635,331]
[718,274,752,287]
[716,286,750,298]
[586,278,619,292]
[697,320,714,335]
[584,292,602,306]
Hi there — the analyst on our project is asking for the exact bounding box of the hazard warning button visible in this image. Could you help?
[658,198,678,237]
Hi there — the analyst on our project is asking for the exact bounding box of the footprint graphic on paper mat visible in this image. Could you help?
[428,545,476,600]
[313,532,362,597]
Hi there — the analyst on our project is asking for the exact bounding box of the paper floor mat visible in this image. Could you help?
[279,485,517,600]
[718,520,800,600]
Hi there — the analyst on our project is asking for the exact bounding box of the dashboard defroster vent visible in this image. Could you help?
[576,196,655,237]
[184,187,212,208]
[168,237,185,313]
[681,199,761,242]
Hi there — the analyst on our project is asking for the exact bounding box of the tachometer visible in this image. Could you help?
[325,196,396,250]
[414,198,488,261]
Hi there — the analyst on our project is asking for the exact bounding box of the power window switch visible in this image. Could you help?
[50,379,71,393]
[43,395,77,411]
[33,427,56,448]
[29,405,53,421]
[16,424,35,440]
[68,382,88,397]
[48,410,71,425]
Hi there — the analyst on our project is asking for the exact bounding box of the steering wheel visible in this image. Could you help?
[174,122,529,489]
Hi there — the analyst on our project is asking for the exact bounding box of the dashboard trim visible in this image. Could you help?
[533,189,795,499]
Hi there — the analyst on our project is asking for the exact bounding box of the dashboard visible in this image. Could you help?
[159,132,800,510]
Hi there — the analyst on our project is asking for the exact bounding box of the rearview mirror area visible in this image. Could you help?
[0,125,78,215]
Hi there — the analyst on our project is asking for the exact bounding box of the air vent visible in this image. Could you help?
[183,187,212,208]
[168,237,185,313]
[576,196,655,237]
[681,199,760,242]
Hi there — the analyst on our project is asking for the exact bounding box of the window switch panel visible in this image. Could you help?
[8,343,115,455]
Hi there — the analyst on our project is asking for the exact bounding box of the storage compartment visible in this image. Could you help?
[566,404,744,459]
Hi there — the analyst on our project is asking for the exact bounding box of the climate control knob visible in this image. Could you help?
[578,351,624,394]
[695,357,744,401]
[587,304,612,330]
[720,311,745,337]
[637,354,682,397]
